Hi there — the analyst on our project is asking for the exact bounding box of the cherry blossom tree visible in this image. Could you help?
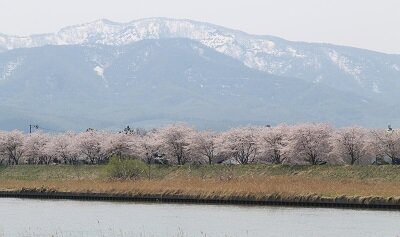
[370,128,400,164]
[189,131,219,165]
[159,123,196,165]
[75,131,109,164]
[23,132,52,164]
[331,127,371,165]
[217,127,259,164]
[285,123,333,165]
[0,130,25,165]
[45,132,78,164]
[135,130,163,164]
[106,132,135,159]
[258,125,288,164]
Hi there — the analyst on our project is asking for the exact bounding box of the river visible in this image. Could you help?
[0,198,399,237]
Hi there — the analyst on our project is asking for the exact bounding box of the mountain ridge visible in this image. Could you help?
[1,18,398,56]
[1,18,400,130]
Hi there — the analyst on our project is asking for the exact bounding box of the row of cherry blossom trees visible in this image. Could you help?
[0,123,398,166]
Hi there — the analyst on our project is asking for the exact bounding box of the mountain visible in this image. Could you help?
[0,38,381,131]
[0,18,399,131]
[1,18,400,98]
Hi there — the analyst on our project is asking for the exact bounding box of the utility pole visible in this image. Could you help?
[29,124,39,134]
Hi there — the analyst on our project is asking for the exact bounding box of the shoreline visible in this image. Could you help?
[2,165,400,210]
[1,190,400,210]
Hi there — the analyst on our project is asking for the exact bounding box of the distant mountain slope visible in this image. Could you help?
[0,38,384,131]
[0,18,399,100]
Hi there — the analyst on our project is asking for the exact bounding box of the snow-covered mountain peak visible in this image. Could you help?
[0,18,250,48]
[0,18,399,95]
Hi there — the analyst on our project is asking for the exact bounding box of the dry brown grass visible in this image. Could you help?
[2,165,400,202]
[1,176,400,200]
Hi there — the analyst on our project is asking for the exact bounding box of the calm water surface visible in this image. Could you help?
[0,198,399,237]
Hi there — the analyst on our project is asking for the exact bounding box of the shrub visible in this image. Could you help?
[106,156,148,179]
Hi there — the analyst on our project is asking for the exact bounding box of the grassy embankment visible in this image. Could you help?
[1,164,400,203]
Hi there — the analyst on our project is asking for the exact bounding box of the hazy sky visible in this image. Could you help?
[1,0,399,54]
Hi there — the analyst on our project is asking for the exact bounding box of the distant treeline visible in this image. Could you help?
[0,123,398,166]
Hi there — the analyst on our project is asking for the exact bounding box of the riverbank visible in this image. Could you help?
[1,165,400,208]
